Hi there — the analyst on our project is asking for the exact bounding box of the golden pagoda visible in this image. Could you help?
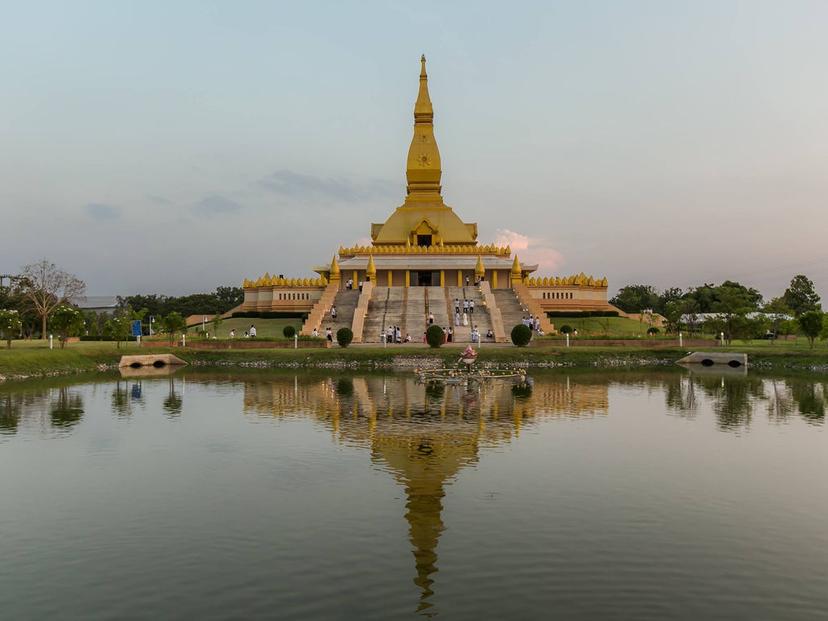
[241,57,614,341]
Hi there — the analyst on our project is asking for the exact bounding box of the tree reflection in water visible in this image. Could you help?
[49,387,84,429]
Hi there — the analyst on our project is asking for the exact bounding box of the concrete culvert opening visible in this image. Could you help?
[129,362,142,369]
[152,360,167,368]
[728,360,742,368]
[701,358,715,367]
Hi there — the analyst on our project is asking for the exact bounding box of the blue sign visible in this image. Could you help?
[131,320,142,337]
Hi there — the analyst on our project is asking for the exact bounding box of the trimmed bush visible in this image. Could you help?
[547,310,619,318]
[646,326,660,335]
[282,325,296,338]
[559,324,573,334]
[336,327,353,348]
[511,324,532,347]
[426,324,444,348]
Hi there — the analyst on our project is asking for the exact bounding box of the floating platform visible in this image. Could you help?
[677,351,747,368]
[118,354,188,369]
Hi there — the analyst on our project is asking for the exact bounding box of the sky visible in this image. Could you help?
[1,0,827,299]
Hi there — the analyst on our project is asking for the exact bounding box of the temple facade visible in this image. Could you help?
[242,57,616,342]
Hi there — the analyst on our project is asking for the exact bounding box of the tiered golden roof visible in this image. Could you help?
[338,244,511,256]
[243,274,329,288]
[526,274,608,288]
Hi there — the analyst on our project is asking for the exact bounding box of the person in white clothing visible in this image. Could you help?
[462,312,468,326]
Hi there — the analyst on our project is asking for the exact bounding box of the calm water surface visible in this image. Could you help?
[1,368,827,620]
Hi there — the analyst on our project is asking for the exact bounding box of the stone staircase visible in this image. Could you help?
[406,287,427,342]
[319,289,359,336]
[385,287,407,339]
[444,286,493,342]
[493,289,529,334]
[363,286,388,343]
[426,286,450,333]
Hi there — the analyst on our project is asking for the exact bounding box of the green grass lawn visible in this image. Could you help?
[191,317,304,339]
[545,316,657,337]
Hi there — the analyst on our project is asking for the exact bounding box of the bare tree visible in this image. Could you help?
[20,260,86,338]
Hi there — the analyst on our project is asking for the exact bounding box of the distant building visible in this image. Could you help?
[71,296,119,314]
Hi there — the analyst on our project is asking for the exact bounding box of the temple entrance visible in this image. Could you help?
[410,271,441,286]
[417,234,432,247]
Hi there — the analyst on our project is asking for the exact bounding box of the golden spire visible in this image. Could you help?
[330,255,340,280]
[406,55,442,201]
[475,254,485,277]
[366,254,376,279]
[511,255,521,275]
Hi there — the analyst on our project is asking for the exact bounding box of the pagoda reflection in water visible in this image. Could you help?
[242,373,608,615]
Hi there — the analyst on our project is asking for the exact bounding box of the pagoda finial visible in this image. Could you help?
[366,254,377,279]
[406,55,442,200]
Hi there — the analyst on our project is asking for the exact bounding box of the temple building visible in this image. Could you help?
[242,56,616,342]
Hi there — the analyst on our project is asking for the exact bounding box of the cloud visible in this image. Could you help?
[258,169,396,203]
[146,194,172,206]
[84,203,121,220]
[193,195,243,215]
[494,228,564,273]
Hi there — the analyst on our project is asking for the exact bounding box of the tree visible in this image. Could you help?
[21,259,86,339]
[160,312,187,345]
[711,284,757,345]
[215,286,244,312]
[211,314,223,337]
[50,305,85,348]
[798,311,823,348]
[104,314,133,349]
[762,297,792,341]
[609,285,659,314]
[283,325,296,338]
[0,309,22,349]
[783,275,821,316]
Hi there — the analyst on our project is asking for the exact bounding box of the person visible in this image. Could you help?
[395,326,401,343]
[447,326,453,343]
[455,311,460,326]
[249,325,257,338]
[312,327,319,337]
[486,328,494,340]
[454,298,460,314]
[465,275,470,287]
[469,299,475,315]
[462,311,468,327]
[331,305,337,319]
[326,327,333,342]
[471,327,479,343]
[358,280,363,293]
[229,329,235,339]
[463,299,469,314]
[386,326,393,343]
[428,312,434,325]
[244,330,249,338]
[405,333,411,343]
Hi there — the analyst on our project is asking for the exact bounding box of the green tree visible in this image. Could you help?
[783,274,821,316]
[0,309,23,349]
[104,314,133,349]
[711,284,757,345]
[336,327,353,348]
[211,314,223,338]
[160,312,187,345]
[49,305,85,348]
[798,311,823,348]
[609,284,659,313]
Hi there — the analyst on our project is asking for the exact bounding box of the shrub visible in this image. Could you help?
[336,327,353,348]
[547,311,618,318]
[0,309,22,349]
[426,324,444,348]
[426,324,446,347]
[511,324,532,347]
[647,326,660,335]
[50,305,85,349]
[283,325,296,338]
[559,324,573,334]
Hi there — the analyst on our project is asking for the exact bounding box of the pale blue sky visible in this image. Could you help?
[1,0,826,298]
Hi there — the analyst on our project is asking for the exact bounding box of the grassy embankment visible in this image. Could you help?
[2,337,828,381]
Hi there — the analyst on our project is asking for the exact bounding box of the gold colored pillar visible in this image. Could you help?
[405,270,410,288]
[352,270,358,286]
[440,270,445,287]
[457,270,462,287]
[387,270,393,287]
[492,270,498,288]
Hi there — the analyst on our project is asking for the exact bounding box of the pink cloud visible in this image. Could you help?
[494,229,564,273]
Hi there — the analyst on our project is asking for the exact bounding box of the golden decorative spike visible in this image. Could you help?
[475,254,485,276]
[366,254,377,277]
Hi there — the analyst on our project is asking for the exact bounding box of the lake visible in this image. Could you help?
[1,368,826,620]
